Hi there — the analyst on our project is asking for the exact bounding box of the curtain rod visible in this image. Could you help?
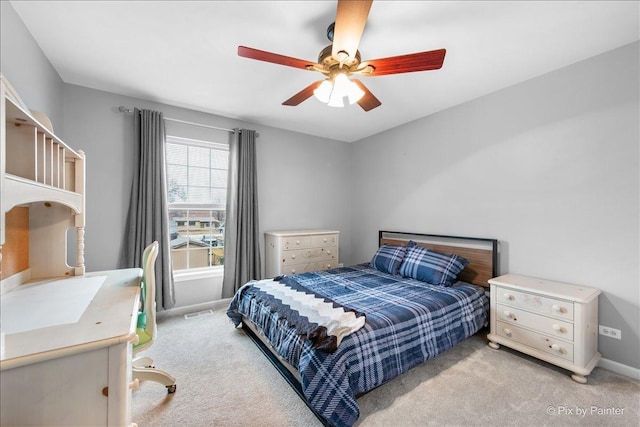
[118,106,238,134]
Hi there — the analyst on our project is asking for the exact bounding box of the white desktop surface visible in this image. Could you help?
[1,275,106,334]
[0,269,141,370]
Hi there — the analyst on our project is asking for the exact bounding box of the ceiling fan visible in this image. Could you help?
[237,0,446,112]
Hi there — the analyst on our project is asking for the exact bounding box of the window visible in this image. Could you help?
[166,136,228,272]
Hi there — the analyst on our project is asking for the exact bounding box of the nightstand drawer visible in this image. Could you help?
[497,304,574,341]
[496,286,574,320]
[496,321,574,361]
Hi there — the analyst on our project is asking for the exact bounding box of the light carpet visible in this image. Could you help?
[131,308,639,426]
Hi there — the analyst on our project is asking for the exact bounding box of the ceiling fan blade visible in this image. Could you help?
[238,46,318,70]
[363,49,446,76]
[331,0,373,61]
[351,79,381,111]
[282,81,324,106]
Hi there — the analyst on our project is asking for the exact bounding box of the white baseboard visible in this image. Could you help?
[598,357,640,380]
[157,298,232,319]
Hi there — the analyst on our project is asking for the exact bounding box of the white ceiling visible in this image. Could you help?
[10,1,640,143]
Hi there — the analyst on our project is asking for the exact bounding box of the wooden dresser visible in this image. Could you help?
[265,229,339,278]
[487,274,601,383]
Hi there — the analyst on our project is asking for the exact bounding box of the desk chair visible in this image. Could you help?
[132,241,177,393]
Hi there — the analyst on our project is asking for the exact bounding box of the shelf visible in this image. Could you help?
[3,174,83,213]
[5,97,81,159]
[4,97,83,197]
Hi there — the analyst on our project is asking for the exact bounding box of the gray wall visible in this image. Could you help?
[351,42,639,369]
[0,1,65,135]
[61,84,353,273]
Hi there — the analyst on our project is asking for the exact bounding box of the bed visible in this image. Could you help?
[227,231,498,427]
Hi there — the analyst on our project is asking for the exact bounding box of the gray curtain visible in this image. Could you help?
[222,129,261,298]
[120,108,175,310]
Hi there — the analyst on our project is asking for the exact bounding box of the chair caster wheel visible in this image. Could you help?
[167,384,177,394]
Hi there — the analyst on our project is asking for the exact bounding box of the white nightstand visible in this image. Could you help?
[487,274,601,383]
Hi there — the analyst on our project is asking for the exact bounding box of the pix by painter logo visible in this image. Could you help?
[546,405,625,417]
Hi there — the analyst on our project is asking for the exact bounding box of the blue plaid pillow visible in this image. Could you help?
[370,244,407,275]
[399,245,468,286]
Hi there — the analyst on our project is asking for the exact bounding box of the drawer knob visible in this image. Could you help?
[551,344,561,352]
[504,293,514,301]
[291,255,296,259]
[503,328,512,336]
[503,310,515,320]
[323,238,327,243]
[551,305,566,314]
[296,240,300,245]
[552,324,565,333]
[327,250,331,255]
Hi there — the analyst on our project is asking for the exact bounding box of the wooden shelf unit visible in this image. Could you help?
[0,73,85,292]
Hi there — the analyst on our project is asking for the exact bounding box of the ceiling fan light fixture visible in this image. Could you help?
[315,73,364,107]
[327,89,345,107]
[347,81,365,104]
[313,80,333,103]
[332,73,350,97]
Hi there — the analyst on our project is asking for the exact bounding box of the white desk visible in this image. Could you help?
[0,268,141,426]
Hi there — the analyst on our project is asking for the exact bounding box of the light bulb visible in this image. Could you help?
[333,73,350,98]
[327,89,344,107]
[347,81,365,104]
[313,80,332,103]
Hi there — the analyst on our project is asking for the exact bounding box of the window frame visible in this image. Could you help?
[165,135,228,276]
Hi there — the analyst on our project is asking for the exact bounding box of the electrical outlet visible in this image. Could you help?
[599,325,622,340]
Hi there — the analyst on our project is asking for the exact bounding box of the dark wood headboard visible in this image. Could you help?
[379,231,498,288]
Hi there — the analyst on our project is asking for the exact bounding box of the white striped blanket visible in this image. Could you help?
[231,277,366,352]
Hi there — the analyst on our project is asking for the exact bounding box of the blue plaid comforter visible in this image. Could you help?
[227,264,489,427]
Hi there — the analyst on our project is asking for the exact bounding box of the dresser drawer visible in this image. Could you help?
[496,286,574,320]
[281,247,336,265]
[496,321,574,362]
[496,304,574,341]
[282,260,338,275]
[282,236,311,250]
[311,234,338,247]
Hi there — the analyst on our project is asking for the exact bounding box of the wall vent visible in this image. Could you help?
[184,309,214,320]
